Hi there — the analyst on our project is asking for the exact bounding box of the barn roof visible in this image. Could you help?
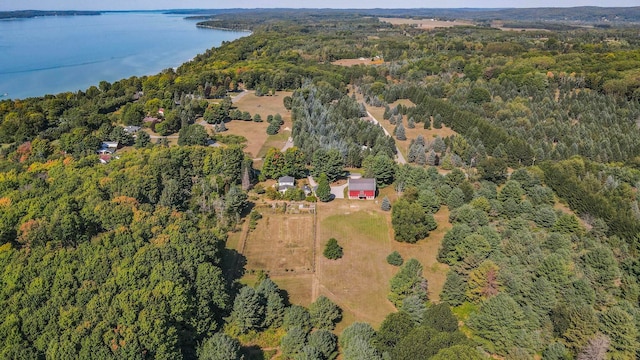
[348,178,376,191]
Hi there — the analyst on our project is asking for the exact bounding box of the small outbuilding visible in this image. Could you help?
[348,178,376,200]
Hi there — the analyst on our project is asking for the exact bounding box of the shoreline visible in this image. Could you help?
[196,23,252,33]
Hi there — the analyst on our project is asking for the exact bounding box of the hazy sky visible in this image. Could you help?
[1,0,638,11]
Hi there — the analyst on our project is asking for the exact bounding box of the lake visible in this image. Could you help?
[0,12,248,99]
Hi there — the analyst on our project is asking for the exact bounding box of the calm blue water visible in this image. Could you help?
[0,12,247,99]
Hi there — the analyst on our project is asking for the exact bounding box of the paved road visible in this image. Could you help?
[366,111,407,165]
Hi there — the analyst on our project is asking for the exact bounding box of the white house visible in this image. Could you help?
[278,176,295,193]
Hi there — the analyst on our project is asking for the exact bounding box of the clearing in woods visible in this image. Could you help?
[235,197,452,330]
[224,90,293,159]
[379,17,475,29]
[332,58,385,67]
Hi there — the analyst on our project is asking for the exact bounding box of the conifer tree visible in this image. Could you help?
[381,196,391,211]
[395,123,407,141]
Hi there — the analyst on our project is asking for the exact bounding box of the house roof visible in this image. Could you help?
[348,178,376,191]
[278,176,295,184]
[124,126,141,133]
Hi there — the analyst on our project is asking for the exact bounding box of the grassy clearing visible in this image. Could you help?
[233,190,451,331]
[221,120,270,158]
[271,275,314,307]
[244,213,315,275]
[256,132,290,160]
[231,90,293,158]
[316,201,396,328]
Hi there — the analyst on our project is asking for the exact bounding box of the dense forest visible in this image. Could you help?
[2,7,640,360]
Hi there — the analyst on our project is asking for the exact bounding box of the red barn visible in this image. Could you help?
[348,178,377,200]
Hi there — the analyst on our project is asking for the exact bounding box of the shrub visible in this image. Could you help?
[386,251,404,266]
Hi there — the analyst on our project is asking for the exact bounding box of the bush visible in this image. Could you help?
[323,238,343,260]
[386,251,404,266]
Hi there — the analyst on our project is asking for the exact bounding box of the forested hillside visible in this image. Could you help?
[2,8,640,360]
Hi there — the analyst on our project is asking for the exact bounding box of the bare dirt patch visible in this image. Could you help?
[379,17,474,29]
[244,213,315,276]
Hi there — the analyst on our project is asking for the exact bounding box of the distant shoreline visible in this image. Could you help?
[196,23,252,33]
[0,10,101,20]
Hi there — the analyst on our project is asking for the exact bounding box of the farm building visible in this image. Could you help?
[348,178,376,200]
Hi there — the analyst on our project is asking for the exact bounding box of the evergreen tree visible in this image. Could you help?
[381,196,391,211]
[415,146,427,165]
[392,199,437,243]
[433,114,443,129]
[281,326,308,358]
[284,305,312,333]
[395,123,407,141]
[468,293,529,355]
[266,121,280,135]
[432,137,446,153]
[134,131,151,148]
[256,278,285,328]
[389,259,428,307]
[401,295,426,325]
[407,117,415,129]
[309,296,342,330]
[599,307,638,359]
[340,322,376,350]
[423,303,458,332]
[375,312,415,355]
[323,238,343,260]
[231,286,265,333]
[308,330,338,360]
[198,333,240,360]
